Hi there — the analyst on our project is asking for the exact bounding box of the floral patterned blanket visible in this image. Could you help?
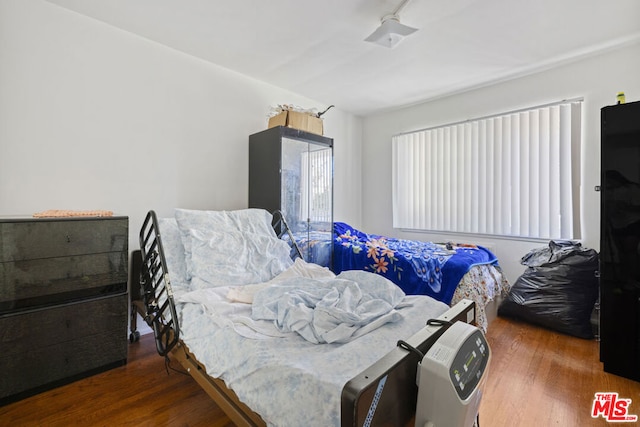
[332,222,498,304]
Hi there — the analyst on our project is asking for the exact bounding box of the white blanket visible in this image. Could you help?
[178,270,407,344]
[226,257,335,303]
[252,270,406,343]
[177,259,337,340]
[177,293,450,426]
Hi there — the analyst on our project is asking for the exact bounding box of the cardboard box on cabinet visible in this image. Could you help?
[268,110,323,135]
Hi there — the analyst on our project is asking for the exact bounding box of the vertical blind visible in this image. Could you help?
[392,100,582,239]
[300,148,332,223]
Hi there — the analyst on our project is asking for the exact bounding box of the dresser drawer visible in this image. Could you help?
[0,217,127,262]
[0,294,128,401]
[0,252,127,313]
[0,328,126,400]
[0,294,127,356]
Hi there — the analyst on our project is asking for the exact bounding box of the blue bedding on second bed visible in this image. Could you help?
[332,222,498,304]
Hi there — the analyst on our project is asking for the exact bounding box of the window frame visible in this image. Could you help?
[392,99,583,240]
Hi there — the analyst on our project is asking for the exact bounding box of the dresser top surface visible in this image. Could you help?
[0,215,128,223]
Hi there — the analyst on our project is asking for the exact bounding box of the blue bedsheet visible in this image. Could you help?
[332,222,498,304]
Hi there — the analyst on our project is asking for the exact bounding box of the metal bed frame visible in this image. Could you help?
[131,210,478,427]
[271,209,303,261]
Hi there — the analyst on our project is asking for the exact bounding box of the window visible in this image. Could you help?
[392,100,582,240]
[300,147,332,223]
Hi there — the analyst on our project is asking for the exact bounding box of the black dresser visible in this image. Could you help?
[0,216,129,404]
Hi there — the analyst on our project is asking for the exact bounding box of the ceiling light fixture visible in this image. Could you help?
[365,0,417,48]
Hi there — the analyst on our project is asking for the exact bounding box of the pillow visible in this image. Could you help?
[174,208,277,279]
[174,208,276,239]
[157,218,189,290]
[187,229,294,290]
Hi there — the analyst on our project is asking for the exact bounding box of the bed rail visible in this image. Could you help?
[135,209,301,357]
[271,209,303,260]
[138,210,180,356]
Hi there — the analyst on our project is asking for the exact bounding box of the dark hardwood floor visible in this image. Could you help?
[0,331,234,427]
[1,316,638,426]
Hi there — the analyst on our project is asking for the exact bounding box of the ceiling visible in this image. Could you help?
[46,0,640,116]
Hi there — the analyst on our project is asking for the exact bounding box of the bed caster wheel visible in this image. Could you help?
[129,331,140,343]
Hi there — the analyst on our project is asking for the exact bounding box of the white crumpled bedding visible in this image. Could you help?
[251,270,407,344]
[179,270,409,344]
[176,289,448,427]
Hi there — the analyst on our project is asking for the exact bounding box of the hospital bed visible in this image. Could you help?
[132,209,486,426]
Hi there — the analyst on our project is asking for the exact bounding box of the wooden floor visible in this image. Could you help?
[0,332,234,427]
[1,316,639,426]
[480,317,639,426]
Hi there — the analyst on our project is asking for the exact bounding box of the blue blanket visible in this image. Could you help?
[332,222,498,304]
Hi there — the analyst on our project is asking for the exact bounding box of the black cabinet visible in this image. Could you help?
[0,216,129,404]
[600,100,640,382]
[249,126,333,267]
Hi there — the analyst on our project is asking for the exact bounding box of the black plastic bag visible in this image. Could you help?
[498,240,599,339]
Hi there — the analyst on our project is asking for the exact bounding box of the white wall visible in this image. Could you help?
[0,0,363,252]
[3,0,638,286]
[362,42,640,283]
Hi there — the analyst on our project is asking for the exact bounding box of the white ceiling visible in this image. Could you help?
[46,0,640,116]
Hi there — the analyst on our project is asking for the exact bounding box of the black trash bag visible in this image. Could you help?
[498,240,599,339]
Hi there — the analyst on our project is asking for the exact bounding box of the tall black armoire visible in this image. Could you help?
[249,126,333,267]
[600,100,640,382]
